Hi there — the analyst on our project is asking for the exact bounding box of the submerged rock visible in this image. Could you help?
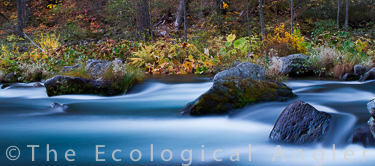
[269,100,331,144]
[349,125,375,147]
[180,62,295,115]
[360,68,375,81]
[51,102,67,108]
[44,75,125,96]
[270,54,313,76]
[354,65,367,75]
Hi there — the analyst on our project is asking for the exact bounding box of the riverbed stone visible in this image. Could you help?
[44,75,124,96]
[349,125,375,147]
[360,68,375,81]
[369,118,375,139]
[354,65,367,75]
[341,73,360,81]
[367,101,375,118]
[367,100,375,138]
[269,100,331,144]
[180,62,295,115]
[270,54,313,76]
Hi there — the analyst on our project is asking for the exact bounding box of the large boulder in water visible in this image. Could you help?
[349,125,375,147]
[270,54,313,76]
[269,100,331,144]
[180,62,295,115]
[44,75,124,96]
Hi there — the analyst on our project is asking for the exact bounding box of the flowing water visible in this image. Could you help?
[1,75,375,166]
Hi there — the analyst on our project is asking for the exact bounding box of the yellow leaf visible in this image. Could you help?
[227,34,236,42]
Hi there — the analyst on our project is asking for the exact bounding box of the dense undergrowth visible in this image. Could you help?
[1,0,375,83]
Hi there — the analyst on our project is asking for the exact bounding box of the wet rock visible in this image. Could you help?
[360,68,375,81]
[33,82,44,88]
[44,75,124,96]
[269,100,331,144]
[61,63,81,73]
[369,118,375,138]
[367,100,375,118]
[341,73,360,81]
[180,62,295,116]
[354,65,367,75]
[349,125,375,147]
[270,54,313,76]
[51,102,67,108]
[85,59,123,80]
[367,100,375,138]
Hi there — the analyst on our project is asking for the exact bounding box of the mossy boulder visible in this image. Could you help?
[180,62,295,115]
[44,75,125,96]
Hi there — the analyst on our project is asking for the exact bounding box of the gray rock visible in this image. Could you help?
[360,68,375,81]
[349,125,375,147]
[341,73,360,81]
[369,117,375,139]
[354,65,367,75]
[180,62,295,115]
[61,63,81,73]
[367,100,375,118]
[85,59,123,80]
[269,100,331,144]
[270,54,313,76]
[367,100,375,138]
[44,75,125,96]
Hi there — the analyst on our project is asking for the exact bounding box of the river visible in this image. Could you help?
[0,75,374,166]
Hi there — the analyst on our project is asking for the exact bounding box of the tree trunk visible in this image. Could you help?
[216,0,221,27]
[174,0,189,30]
[290,0,293,34]
[259,0,265,40]
[137,0,150,41]
[246,0,251,38]
[184,0,187,42]
[344,0,348,30]
[337,0,340,29]
[149,0,153,41]
[17,0,28,36]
